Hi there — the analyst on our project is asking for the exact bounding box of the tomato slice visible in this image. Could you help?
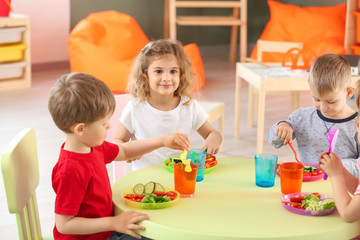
[289,196,305,203]
[153,191,166,196]
[311,192,321,198]
[311,169,323,175]
[286,202,305,209]
[124,194,145,199]
[282,201,305,209]
[165,191,177,197]
[205,160,218,168]
[132,198,142,202]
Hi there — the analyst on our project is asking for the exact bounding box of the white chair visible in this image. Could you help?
[247,40,303,127]
[168,0,247,62]
[1,128,53,240]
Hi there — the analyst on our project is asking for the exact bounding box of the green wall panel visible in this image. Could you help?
[70,0,347,51]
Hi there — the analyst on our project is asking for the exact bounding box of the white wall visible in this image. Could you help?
[12,0,70,64]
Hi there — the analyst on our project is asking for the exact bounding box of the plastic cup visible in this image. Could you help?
[186,149,206,182]
[280,162,304,194]
[255,153,278,188]
[174,163,198,198]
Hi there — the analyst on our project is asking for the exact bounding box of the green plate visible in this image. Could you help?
[164,157,216,174]
[121,187,180,209]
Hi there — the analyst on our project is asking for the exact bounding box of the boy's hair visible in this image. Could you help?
[128,39,193,102]
[48,72,116,133]
[355,80,360,111]
[308,53,351,96]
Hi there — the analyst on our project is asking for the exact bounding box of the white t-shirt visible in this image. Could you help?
[120,96,208,170]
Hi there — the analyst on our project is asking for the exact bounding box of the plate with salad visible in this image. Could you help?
[164,155,217,174]
[281,192,336,216]
[122,181,180,209]
[276,162,324,182]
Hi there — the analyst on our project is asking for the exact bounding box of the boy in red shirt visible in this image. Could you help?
[48,72,190,240]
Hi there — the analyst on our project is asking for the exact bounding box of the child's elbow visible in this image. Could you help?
[55,222,67,234]
[341,212,358,223]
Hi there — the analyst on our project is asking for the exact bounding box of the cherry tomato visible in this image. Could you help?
[303,172,311,176]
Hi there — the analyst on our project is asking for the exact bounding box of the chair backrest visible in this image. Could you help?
[1,128,42,240]
[256,40,303,62]
[106,94,130,182]
[168,0,247,62]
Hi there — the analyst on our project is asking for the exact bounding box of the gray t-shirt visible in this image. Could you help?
[268,106,359,177]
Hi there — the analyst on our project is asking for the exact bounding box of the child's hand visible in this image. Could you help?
[126,155,143,163]
[113,210,150,239]
[202,140,219,156]
[275,122,293,145]
[163,133,190,151]
[319,150,343,177]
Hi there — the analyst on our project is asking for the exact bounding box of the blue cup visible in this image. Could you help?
[255,153,278,188]
[186,149,206,182]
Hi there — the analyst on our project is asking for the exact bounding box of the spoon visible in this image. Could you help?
[324,126,339,180]
[180,150,192,172]
[288,142,304,167]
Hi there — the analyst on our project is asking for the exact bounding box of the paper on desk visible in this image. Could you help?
[265,67,307,78]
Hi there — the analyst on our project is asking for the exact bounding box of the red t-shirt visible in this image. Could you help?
[52,141,119,240]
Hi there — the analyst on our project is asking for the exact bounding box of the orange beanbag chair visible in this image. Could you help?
[68,11,205,93]
[250,0,346,62]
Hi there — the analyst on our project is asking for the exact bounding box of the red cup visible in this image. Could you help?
[0,0,11,17]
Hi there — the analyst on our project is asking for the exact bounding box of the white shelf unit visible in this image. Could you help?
[0,13,31,91]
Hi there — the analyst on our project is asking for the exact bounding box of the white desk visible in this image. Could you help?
[234,63,359,153]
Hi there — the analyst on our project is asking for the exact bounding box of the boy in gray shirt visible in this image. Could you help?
[268,54,359,177]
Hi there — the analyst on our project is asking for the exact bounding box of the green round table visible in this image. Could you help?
[112,158,360,240]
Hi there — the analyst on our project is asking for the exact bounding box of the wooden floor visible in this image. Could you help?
[0,46,344,238]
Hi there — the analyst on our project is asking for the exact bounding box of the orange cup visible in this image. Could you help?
[174,163,198,198]
[280,162,304,195]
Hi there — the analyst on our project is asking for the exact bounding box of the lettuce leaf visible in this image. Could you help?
[301,194,335,210]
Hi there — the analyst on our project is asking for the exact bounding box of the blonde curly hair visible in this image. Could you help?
[128,39,194,103]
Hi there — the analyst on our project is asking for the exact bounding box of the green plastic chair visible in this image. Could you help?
[1,128,52,240]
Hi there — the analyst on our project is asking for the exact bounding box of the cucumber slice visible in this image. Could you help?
[154,182,165,192]
[144,181,155,194]
[133,183,145,194]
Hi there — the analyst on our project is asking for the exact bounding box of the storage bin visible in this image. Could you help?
[0,0,11,17]
[0,61,26,79]
[0,27,26,44]
[0,44,26,62]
